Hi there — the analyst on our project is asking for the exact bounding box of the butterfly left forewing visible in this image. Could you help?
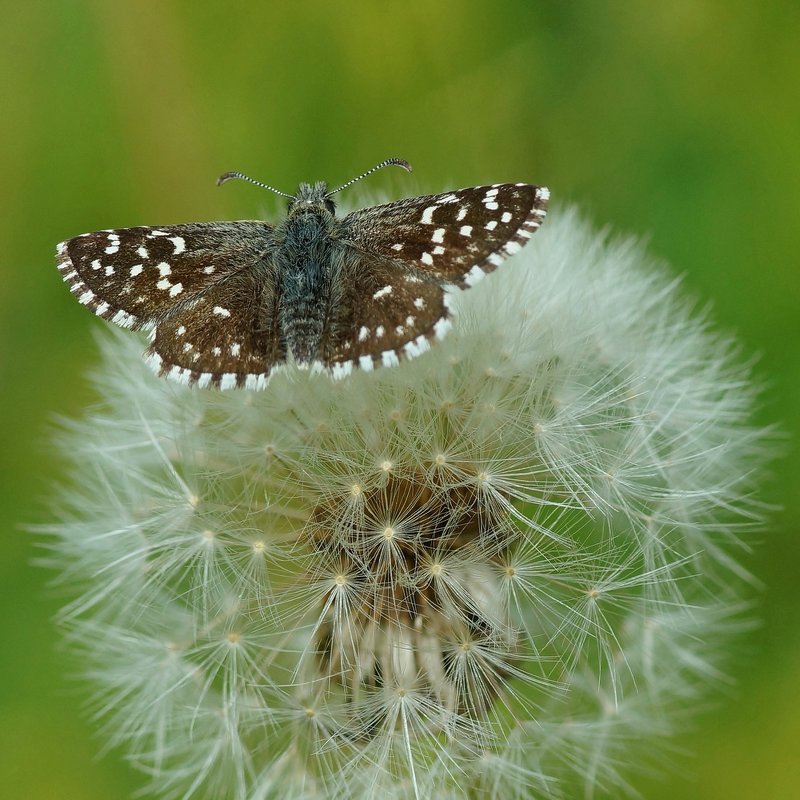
[340,183,548,288]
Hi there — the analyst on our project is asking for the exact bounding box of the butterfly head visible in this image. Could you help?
[291,182,337,215]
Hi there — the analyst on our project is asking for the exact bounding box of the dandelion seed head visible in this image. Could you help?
[43,208,775,799]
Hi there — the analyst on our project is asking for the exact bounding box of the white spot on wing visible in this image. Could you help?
[359,355,374,371]
[501,211,513,223]
[381,350,400,367]
[158,263,172,276]
[169,282,183,297]
[112,309,136,328]
[203,265,216,274]
[456,208,467,221]
[213,306,231,317]
[91,259,102,271]
[413,297,426,309]
[375,325,385,338]
[459,225,472,237]
[403,335,430,359]
[220,374,237,390]
[358,326,370,342]
[130,264,143,276]
[243,374,267,390]
[169,236,186,255]
[434,317,452,339]
[431,228,445,244]
[373,285,392,300]
[464,265,485,286]
[230,342,241,356]
[137,246,149,259]
[420,205,437,225]
[485,220,497,231]
[331,361,353,380]
[157,278,171,291]
[421,252,433,266]
[145,351,163,373]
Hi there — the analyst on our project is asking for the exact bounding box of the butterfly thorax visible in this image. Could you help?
[274,183,340,364]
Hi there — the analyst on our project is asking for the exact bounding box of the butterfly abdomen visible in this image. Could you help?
[277,208,336,365]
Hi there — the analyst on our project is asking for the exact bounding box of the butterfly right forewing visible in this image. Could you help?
[56,221,274,329]
[58,220,283,387]
[340,183,548,288]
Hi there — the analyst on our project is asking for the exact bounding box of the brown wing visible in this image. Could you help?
[57,221,284,389]
[321,251,451,376]
[56,221,273,329]
[145,268,284,390]
[339,184,548,288]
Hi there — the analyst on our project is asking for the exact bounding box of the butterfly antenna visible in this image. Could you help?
[325,158,413,197]
[216,171,294,198]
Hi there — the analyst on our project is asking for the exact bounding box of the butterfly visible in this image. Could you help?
[56,158,548,389]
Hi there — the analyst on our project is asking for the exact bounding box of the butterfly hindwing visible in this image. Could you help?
[146,269,284,389]
[321,250,451,374]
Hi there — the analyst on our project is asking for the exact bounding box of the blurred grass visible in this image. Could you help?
[1,1,798,797]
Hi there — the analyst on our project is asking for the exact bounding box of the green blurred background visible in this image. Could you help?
[1,1,798,797]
